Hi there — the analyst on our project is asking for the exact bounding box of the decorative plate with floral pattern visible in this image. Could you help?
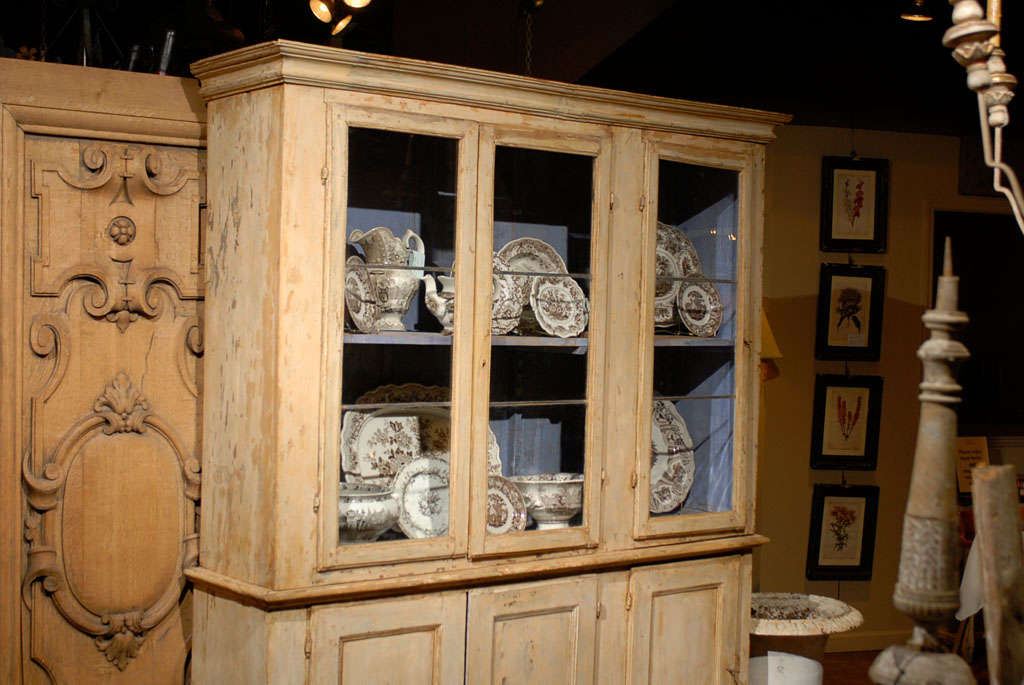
[340,411,421,485]
[654,244,683,327]
[496,237,568,306]
[350,388,502,475]
[486,475,528,534]
[657,222,702,276]
[649,400,695,513]
[530,275,589,338]
[344,255,378,333]
[676,276,724,337]
[491,253,524,334]
[392,457,450,539]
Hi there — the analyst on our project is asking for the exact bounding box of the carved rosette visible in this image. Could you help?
[22,373,201,670]
[29,142,203,334]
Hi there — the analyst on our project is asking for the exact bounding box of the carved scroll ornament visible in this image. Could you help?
[29,142,204,333]
[21,373,201,670]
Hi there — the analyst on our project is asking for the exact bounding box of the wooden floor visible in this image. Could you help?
[821,651,878,684]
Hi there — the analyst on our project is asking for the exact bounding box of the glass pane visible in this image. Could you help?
[339,127,458,545]
[650,159,738,519]
[488,146,594,534]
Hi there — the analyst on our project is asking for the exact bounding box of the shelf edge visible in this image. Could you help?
[186,533,769,610]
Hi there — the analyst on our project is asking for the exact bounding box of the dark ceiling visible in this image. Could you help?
[2,0,1019,139]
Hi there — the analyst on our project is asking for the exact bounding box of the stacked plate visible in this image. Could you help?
[649,399,695,514]
[496,237,589,338]
[340,383,528,539]
[655,222,723,337]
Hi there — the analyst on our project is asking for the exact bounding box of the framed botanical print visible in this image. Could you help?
[806,484,879,581]
[820,156,889,253]
[810,375,883,470]
[814,263,885,361]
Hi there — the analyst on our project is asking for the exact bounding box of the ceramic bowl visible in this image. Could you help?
[338,483,399,542]
[508,473,584,529]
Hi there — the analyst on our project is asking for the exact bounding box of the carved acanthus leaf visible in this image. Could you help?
[93,372,151,434]
[96,614,146,671]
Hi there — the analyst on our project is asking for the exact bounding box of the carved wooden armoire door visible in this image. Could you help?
[1,61,206,683]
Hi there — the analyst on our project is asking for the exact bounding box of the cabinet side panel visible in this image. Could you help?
[193,590,269,684]
[202,88,283,584]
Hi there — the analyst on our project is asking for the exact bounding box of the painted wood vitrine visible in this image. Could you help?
[189,40,787,683]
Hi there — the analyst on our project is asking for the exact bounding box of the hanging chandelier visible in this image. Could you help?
[944,0,1023,231]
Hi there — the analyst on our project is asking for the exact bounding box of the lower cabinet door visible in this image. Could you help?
[309,591,467,685]
[627,555,748,685]
[467,575,599,684]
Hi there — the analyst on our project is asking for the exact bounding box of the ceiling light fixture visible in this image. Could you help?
[343,0,372,8]
[900,0,933,22]
[310,0,334,23]
[331,14,353,35]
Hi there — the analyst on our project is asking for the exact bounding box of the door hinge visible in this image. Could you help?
[312,494,320,513]
[596,602,604,619]
[600,469,607,486]
[629,470,638,489]
[638,195,646,211]
[321,166,329,183]
[625,592,633,611]
[304,633,312,658]
[609,193,615,212]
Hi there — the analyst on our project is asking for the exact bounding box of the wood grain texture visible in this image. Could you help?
[1,61,205,679]
[627,555,745,685]
[0,57,204,145]
[192,44,783,682]
[191,41,789,143]
[972,465,1024,685]
[467,576,597,684]
[310,592,465,684]
[1,61,205,683]
[187,534,769,610]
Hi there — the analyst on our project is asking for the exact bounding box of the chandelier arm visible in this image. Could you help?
[977,94,1024,232]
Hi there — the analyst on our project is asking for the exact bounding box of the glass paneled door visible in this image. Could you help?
[470,124,610,556]
[321,106,478,568]
[634,135,760,539]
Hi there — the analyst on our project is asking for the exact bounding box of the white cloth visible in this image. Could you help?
[750,652,823,685]
[957,531,1024,621]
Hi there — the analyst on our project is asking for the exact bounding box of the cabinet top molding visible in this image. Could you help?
[191,40,790,143]
[0,57,205,146]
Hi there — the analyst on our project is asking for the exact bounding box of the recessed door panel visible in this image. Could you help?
[310,591,466,685]
[468,575,598,684]
[628,556,744,685]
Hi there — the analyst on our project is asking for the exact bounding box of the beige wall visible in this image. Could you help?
[755,124,1007,651]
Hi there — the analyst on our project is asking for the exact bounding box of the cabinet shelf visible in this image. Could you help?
[344,332,592,348]
[344,332,732,349]
[653,336,733,348]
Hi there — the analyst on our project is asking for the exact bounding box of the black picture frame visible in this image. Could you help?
[806,484,879,581]
[814,263,886,361]
[820,156,889,253]
[810,375,883,470]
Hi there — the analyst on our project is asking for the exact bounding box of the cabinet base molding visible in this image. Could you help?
[187,533,768,610]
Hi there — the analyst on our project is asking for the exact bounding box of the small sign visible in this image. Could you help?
[956,436,990,497]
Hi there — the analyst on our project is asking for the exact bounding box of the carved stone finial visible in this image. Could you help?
[870,240,975,684]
